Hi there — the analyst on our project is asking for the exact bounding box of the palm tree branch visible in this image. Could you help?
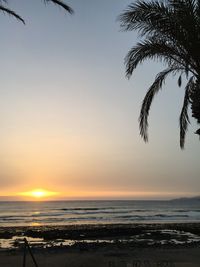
[179,76,195,149]
[139,67,180,142]
[118,0,173,34]
[44,0,74,14]
[0,5,25,24]
[125,39,195,79]
[169,0,200,68]
[119,0,198,43]
[119,0,200,74]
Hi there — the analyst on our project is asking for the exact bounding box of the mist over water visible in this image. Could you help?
[0,200,200,227]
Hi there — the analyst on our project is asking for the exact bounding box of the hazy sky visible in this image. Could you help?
[0,0,199,200]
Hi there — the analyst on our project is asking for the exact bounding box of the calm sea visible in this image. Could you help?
[0,200,200,227]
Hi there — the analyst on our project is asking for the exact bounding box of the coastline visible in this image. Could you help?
[1,222,200,249]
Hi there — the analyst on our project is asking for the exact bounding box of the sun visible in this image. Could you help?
[31,190,46,198]
[18,189,58,199]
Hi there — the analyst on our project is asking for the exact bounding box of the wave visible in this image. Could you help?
[172,209,200,213]
[59,208,151,212]
[59,207,116,211]
[154,214,190,218]
[1,200,200,226]
[0,212,192,222]
[115,214,189,220]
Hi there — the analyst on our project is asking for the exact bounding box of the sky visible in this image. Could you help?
[0,0,199,200]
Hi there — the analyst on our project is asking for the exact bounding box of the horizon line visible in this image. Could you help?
[0,196,199,202]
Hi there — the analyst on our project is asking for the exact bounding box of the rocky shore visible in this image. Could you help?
[0,223,200,250]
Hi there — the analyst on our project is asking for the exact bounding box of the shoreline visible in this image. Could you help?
[1,222,200,250]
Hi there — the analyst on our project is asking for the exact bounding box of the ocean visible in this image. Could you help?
[0,200,200,227]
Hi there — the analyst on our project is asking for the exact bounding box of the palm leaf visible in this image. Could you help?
[0,1,73,25]
[118,0,172,34]
[139,68,178,142]
[44,0,74,14]
[178,75,182,87]
[119,0,200,77]
[125,38,187,78]
[179,77,195,149]
[0,4,25,24]
[120,0,200,148]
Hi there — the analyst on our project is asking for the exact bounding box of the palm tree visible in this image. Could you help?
[0,0,73,24]
[119,0,200,149]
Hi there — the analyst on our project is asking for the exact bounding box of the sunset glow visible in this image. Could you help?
[18,189,58,199]
[0,0,199,202]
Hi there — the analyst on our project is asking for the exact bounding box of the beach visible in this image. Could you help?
[1,246,200,267]
[1,223,200,267]
[1,1,200,266]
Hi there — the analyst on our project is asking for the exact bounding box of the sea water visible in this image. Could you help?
[0,200,200,226]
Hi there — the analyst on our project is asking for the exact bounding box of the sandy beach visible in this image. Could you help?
[1,223,200,267]
[1,246,200,267]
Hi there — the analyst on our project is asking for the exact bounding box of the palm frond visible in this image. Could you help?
[190,81,200,123]
[179,77,195,149]
[120,0,200,148]
[119,0,188,46]
[178,74,182,87]
[196,0,200,20]
[119,0,198,42]
[139,68,178,142]
[119,0,200,77]
[0,5,25,24]
[125,38,187,78]
[44,0,74,14]
[118,0,172,34]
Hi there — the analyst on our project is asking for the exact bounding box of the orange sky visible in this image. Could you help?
[0,0,199,200]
